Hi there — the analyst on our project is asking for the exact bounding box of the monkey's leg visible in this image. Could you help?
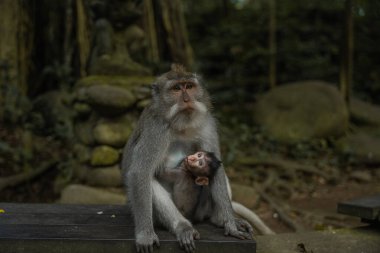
[152,180,200,253]
[208,170,253,240]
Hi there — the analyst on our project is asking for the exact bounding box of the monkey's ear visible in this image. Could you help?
[195,177,209,186]
[151,83,159,94]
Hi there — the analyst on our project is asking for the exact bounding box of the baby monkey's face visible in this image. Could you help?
[185,151,210,177]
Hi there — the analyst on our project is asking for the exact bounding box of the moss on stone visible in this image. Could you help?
[93,116,135,148]
[90,145,120,166]
[253,81,349,143]
[76,75,155,90]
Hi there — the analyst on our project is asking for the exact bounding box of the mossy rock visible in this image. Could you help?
[73,102,92,118]
[90,145,120,166]
[89,57,151,76]
[85,165,122,187]
[253,81,349,143]
[137,98,151,109]
[76,76,153,108]
[79,85,136,116]
[76,75,154,91]
[93,115,135,148]
[336,132,380,165]
[74,115,98,146]
[73,143,91,164]
[350,98,380,127]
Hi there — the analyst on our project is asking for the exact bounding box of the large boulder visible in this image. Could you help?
[253,81,349,143]
[350,98,380,127]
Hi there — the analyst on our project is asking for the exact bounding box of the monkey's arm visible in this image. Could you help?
[157,167,182,183]
[122,112,170,252]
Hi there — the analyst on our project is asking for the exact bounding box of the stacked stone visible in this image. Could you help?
[60,75,154,204]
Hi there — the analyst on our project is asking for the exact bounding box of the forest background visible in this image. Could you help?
[1,0,380,233]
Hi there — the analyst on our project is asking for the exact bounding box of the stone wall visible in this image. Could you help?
[59,75,154,204]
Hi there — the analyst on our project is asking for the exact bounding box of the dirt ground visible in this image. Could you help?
[256,181,380,233]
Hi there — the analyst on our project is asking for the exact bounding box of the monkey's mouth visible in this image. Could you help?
[185,157,194,167]
[180,105,195,114]
[181,103,194,109]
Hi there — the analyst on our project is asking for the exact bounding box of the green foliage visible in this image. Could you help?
[184,0,380,104]
[354,0,380,102]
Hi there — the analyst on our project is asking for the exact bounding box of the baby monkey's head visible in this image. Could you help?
[184,151,222,186]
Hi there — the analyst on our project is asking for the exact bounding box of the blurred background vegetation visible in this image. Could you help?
[0,0,380,233]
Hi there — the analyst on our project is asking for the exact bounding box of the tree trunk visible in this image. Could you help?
[340,0,354,104]
[143,0,160,64]
[159,0,194,69]
[75,0,90,77]
[0,0,33,118]
[268,0,277,89]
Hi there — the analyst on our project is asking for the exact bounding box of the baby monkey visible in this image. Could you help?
[158,151,222,219]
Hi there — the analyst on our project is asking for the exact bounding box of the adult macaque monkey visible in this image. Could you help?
[122,64,255,253]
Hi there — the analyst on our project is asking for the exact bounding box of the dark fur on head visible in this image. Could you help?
[167,64,194,79]
[155,63,195,85]
[204,151,222,178]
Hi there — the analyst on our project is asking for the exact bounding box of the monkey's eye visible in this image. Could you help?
[197,153,202,158]
[199,161,203,166]
[171,84,181,91]
[186,83,194,89]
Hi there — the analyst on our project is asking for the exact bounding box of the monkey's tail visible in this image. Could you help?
[232,201,275,235]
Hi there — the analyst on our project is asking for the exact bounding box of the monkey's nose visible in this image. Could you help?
[182,91,191,102]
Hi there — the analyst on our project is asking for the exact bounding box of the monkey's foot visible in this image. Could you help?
[224,220,252,240]
[135,230,160,253]
[235,218,254,238]
[175,223,200,253]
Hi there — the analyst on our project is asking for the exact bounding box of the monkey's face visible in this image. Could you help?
[185,152,210,176]
[169,80,200,108]
[151,65,211,131]
[158,78,208,131]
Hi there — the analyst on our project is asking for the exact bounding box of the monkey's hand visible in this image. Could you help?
[135,230,160,253]
[235,218,254,237]
[175,222,200,253]
[224,219,253,240]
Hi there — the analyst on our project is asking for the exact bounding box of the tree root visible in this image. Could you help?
[0,160,57,191]
[258,189,305,232]
[237,156,335,181]
[291,208,351,229]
